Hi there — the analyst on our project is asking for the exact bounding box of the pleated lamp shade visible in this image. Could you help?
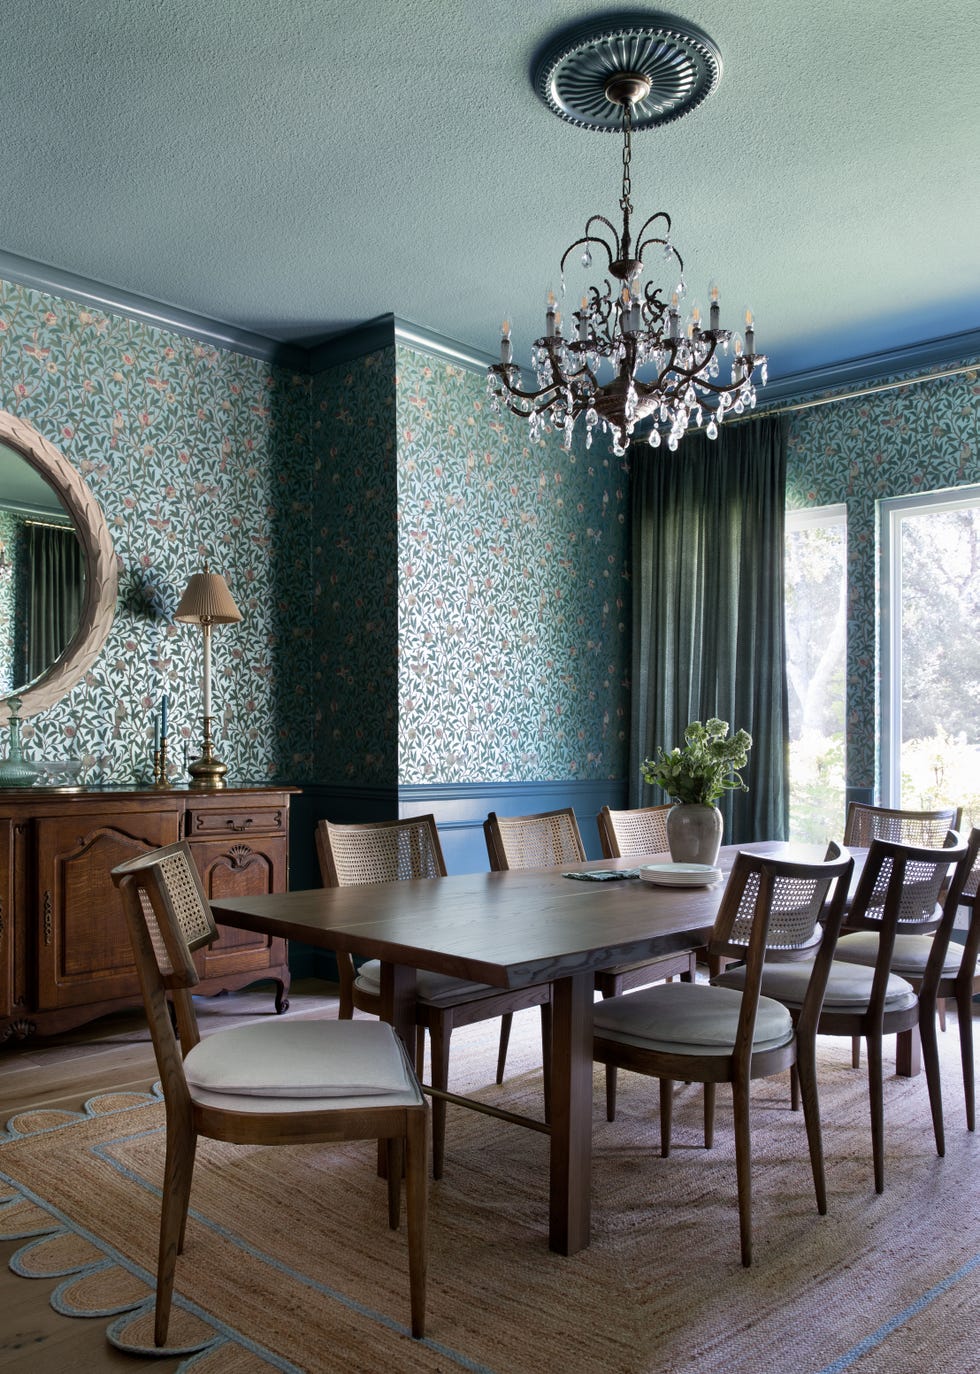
[175,566,242,625]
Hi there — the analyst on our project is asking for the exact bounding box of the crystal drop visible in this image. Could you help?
[668,436,679,451]
[707,420,718,439]
[648,428,661,448]
[581,246,592,269]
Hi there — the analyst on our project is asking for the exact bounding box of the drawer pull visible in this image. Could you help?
[227,818,254,832]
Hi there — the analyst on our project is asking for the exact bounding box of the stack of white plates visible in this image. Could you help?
[638,862,723,888]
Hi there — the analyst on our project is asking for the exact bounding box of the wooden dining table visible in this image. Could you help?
[210,844,797,1256]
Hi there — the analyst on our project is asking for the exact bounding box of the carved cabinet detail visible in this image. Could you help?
[0,785,297,1042]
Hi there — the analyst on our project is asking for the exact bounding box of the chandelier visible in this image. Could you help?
[487,18,767,456]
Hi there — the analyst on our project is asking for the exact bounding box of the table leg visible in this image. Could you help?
[896,1025,922,1077]
[548,971,593,1256]
[377,962,418,1176]
[379,961,417,1053]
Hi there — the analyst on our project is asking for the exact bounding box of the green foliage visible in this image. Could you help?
[641,718,752,805]
[901,732,980,830]
[788,732,846,843]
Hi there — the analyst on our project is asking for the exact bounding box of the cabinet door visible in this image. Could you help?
[191,837,288,981]
[0,819,11,1023]
[35,809,181,1011]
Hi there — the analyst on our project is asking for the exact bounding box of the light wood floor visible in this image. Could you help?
[0,978,340,1373]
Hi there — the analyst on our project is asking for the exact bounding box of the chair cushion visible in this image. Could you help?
[354,959,499,1007]
[592,981,794,1056]
[834,931,962,977]
[715,960,917,1011]
[183,1018,421,1106]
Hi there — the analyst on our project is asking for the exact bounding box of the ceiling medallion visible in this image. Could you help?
[487,15,766,454]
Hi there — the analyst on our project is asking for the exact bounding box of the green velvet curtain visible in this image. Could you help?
[629,414,789,844]
[26,522,85,683]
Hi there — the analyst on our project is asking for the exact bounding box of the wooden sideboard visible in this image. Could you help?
[0,784,298,1044]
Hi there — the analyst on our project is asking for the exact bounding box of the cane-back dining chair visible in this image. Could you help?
[594,804,701,1118]
[316,815,550,1178]
[112,841,427,1345]
[717,831,969,1192]
[596,803,672,860]
[593,844,854,1266]
[484,805,689,1111]
[840,803,962,1064]
[843,802,961,848]
[834,825,979,1131]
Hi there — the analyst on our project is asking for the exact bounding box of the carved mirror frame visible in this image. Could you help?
[0,409,118,722]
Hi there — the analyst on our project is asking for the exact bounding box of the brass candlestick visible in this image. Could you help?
[187,715,229,788]
[153,738,170,787]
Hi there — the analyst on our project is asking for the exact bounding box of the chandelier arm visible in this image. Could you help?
[488,363,598,407]
[583,214,622,250]
[560,233,615,276]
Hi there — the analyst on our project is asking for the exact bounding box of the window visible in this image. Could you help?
[880,485,980,830]
[785,504,847,842]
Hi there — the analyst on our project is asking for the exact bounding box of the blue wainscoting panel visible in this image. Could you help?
[399,778,629,874]
[286,777,630,979]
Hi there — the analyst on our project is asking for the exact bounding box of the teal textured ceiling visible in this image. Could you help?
[1,0,977,381]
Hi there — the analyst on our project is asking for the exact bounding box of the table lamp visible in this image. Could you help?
[175,561,242,787]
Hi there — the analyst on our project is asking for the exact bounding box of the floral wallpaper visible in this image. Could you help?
[3,264,973,805]
[784,358,980,793]
[310,347,399,784]
[309,343,632,784]
[394,347,631,783]
[0,277,313,784]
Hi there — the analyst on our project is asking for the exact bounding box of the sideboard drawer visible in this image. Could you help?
[186,806,287,837]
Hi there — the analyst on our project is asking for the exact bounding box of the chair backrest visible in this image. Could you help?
[844,830,971,1014]
[958,824,980,907]
[111,841,217,1085]
[710,843,855,1047]
[847,830,968,933]
[484,808,586,871]
[711,842,853,964]
[596,804,671,859]
[316,815,447,887]
[954,827,980,979]
[843,802,961,847]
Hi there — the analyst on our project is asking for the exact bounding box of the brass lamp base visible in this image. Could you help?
[188,717,229,789]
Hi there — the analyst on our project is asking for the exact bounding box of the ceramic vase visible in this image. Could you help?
[665,802,723,866]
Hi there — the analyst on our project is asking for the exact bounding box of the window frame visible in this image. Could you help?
[878,482,980,805]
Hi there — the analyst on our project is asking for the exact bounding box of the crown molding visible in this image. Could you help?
[304,315,495,375]
[1,249,976,400]
[757,327,980,409]
[0,249,309,368]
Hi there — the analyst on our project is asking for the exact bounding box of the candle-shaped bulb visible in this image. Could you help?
[709,282,720,330]
[744,309,755,354]
[578,296,589,342]
[546,289,557,337]
[500,319,512,365]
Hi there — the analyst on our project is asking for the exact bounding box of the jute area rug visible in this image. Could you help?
[2,1007,979,1374]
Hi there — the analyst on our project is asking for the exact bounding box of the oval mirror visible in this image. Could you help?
[0,411,117,722]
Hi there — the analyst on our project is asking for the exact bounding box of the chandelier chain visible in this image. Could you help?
[619,102,634,220]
